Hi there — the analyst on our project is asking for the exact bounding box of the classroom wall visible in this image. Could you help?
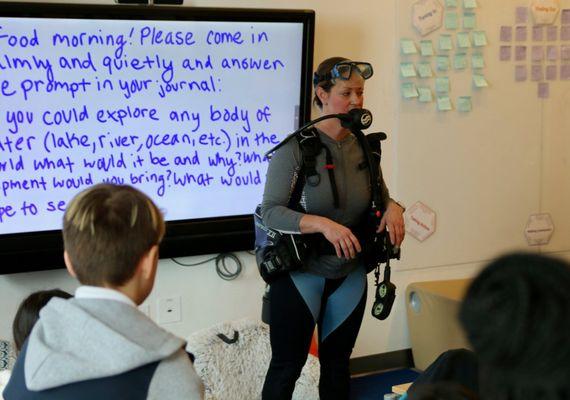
[1,0,569,360]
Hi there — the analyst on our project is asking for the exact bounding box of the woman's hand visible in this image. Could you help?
[300,215,361,259]
[377,201,405,247]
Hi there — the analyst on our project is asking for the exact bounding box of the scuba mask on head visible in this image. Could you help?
[313,61,374,86]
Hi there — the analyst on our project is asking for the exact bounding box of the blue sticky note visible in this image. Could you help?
[472,31,488,47]
[471,53,484,68]
[420,40,434,56]
[457,32,471,48]
[439,34,453,51]
[437,96,453,111]
[445,13,459,29]
[417,62,433,78]
[457,96,472,112]
[401,38,418,55]
[400,62,417,78]
[454,53,468,69]
[402,82,419,99]
[463,12,476,29]
[436,55,450,71]
[436,76,450,93]
[472,73,488,88]
[418,87,433,102]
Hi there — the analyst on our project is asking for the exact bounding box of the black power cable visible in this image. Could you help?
[171,252,243,281]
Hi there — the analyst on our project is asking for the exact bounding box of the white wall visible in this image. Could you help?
[1,0,569,359]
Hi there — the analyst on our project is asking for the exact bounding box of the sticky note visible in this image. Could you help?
[562,9,570,25]
[417,62,433,78]
[546,65,557,80]
[499,46,512,61]
[532,26,544,41]
[500,26,512,42]
[463,0,477,9]
[516,26,527,41]
[454,53,468,69]
[472,73,488,88]
[515,65,527,82]
[445,0,458,8]
[547,45,558,61]
[420,40,434,56]
[562,45,570,60]
[561,26,570,41]
[435,76,450,93]
[439,34,453,51]
[547,26,558,41]
[515,46,527,61]
[400,62,417,78]
[463,13,476,29]
[402,82,419,99]
[471,53,484,68]
[516,6,528,24]
[561,65,570,80]
[531,46,544,62]
[437,96,453,111]
[445,13,459,29]
[457,96,472,112]
[538,82,549,99]
[457,32,471,48]
[472,31,488,47]
[418,87,433,102]
[401,38,418,55]
[531,65,543,81]
[436,55,450,71]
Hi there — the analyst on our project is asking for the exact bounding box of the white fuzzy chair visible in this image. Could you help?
[186,319,319,400]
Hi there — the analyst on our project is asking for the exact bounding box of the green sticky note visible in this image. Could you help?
[437,96,453,111]
[420,40,434,56]
[445,0,458,8]
[445,13,459,29]
[454,53,468,70]
[401,82,419,99]
[463,0,477,9]
[436,55,450,71]
[417,62,433,78]
[471,53,484,69]
[458,96,472,112]
[439,34,453,51]
[435,76,450,93]
[473,73,488,88]
[418,87,433,103]
[400,62,417,78]
[472,31,488,47]
[457,32,471,48]
[463,12,476,29]
[401,38,417,55]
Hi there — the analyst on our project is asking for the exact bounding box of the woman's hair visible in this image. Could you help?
[12,289,72,352]
[459,252,570,399]
[63,183,165,287]
[312,56,349,109]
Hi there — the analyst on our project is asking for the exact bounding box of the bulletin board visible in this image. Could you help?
[395,0,570,270]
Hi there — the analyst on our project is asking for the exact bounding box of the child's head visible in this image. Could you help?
[459,252,570,399]
[12,289,72,352]
[63,184,164,295]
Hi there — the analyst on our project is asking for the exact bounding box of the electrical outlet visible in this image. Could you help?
[157,296,181,324]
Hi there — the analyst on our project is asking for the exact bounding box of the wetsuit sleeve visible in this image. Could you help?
[260,139,305,234]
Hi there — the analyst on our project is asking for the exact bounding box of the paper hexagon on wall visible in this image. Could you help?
[524,213,554,246]
[404,201,436,242]
[531,0,560,25]
[412,0,444,36]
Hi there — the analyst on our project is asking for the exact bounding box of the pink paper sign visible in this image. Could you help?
[546,65,557,80]
[500,46,512,61]
[515,45,527,61]
[547,26,557,41]
[516,6,528,24]
[500,26,512,41]
[515,65,527,81]
[532,26,544,41]
[531,65,543,81]
[516,26,527,41]
[538,82,549,99]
